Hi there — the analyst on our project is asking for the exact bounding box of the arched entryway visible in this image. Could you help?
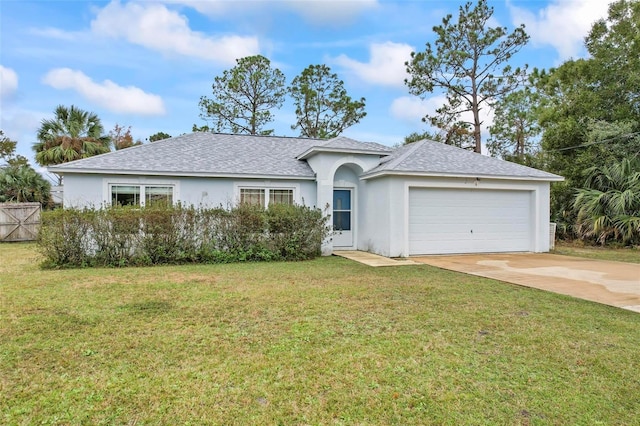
[332,163,363,249]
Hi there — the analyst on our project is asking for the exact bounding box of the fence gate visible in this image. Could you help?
[0,203,41,242]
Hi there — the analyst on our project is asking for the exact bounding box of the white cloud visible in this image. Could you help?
[0,65,18,99]
[333,42,414,87]
[508,0,614,60]
[390,95,443,123]
[0,107,49,166]
[390,95,495,135]
[167,0,378,25]
[91,1,260,65]
[42,68,166,116]
[164,0,230,16]
[28,27,80,41]
[0,109,42,141]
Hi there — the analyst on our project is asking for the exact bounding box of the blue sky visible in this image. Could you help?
[0,0,614,174]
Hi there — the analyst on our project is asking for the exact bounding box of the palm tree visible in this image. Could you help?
[33,105,110,166]
[0,164,52,206]
[573,157,640,245]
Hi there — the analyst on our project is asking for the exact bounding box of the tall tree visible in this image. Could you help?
[0,130,17,165]
[289,64,366,139]
[487,85,541,160]
[535,0,640,235]
[585,0,639,123]
[429,113,476,150]
[0,130,28,168]
[33,105,110,166]
[405,0,529,153]
[539,0,639,167]
[405,123,474,149]
[197,55,286,135]
[192,124,211,132]
[109,124,142,150]
[148,131,172,142]
[403,130,443,145]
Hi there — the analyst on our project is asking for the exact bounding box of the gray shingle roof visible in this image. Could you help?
[49,133,346,178]
[363,139,563,181]
[296,136,392,160]
[49,133,562,182]
[318,136,390,152]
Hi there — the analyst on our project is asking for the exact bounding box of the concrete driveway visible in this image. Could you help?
[412,253,640,313]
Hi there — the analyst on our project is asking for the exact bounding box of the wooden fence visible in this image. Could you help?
[0,203,41,242]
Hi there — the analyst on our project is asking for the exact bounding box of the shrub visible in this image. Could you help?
[266,203,327,260]
[37,203,330,268]
[92,207,142,267]
[214,203,268,257]
[37,208,94,268]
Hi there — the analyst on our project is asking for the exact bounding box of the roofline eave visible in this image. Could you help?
[47,167,317,181]
[296,147,392,160]
[360,170,565,182]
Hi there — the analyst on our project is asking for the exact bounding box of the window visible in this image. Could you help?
[239,187,294,208]
[333,189,351,231]
[112,185,140,207]
[145,186,173,206]
[240,188,265,206]
[111,185,173,207]
[269,189,293,205]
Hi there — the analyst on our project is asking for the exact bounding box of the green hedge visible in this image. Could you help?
[37,203,330,268]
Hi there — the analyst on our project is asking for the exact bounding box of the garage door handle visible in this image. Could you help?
[470,229,473,233]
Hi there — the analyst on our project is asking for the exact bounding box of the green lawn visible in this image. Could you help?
[553,241,640,264]
[2,243,639,425]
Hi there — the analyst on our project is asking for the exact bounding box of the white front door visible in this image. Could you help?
[333,188,353,248]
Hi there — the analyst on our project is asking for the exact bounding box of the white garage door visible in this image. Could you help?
[409,188,533,255]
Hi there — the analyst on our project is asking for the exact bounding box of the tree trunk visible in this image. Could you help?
[471,75,482,154]
[472,99,482,153]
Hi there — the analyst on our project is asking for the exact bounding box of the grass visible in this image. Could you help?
[553,241,640,264]
[2,243,639,425]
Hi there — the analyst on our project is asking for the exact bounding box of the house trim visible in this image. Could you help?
[297,147,391,160]
[54,168,316,181]
[361,170,564,182]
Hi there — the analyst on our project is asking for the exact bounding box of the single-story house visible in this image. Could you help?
[48,132,563,257]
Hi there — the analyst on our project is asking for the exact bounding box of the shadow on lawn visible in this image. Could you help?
[117,300,173,314]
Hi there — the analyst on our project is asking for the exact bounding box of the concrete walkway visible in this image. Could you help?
[333,250,419,267]
[413,253,640,313]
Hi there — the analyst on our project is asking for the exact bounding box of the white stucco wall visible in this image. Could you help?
[359,175,552,257]
[357,177,392,256]
[63,174,106,208]
[62,173,317,210]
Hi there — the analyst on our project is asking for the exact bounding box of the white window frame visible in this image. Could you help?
[239,188,266,207]
[268,188,295,206]
[234,181,300,208]
[103,178,180,207]
[110,184,142,207]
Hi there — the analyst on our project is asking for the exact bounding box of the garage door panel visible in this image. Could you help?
[408,188,533,255]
